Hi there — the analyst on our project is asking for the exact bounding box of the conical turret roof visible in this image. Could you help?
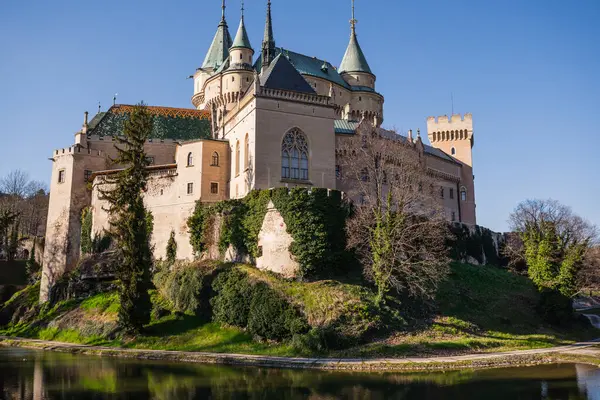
[231,15,252,50]
[339,1,372,75]
[201,2,233,70]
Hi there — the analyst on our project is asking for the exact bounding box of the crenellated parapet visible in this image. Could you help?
[427,113,473,145]
[53,145,104,158]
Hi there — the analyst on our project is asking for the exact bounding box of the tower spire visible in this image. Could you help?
[261,0,276,70]
[231,0,252,51]
[339,0,373,75]
[201,0,233,70]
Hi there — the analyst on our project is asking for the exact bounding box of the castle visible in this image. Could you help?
[40,0,476,301]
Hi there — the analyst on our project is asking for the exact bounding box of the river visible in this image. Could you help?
[1,347,600,399]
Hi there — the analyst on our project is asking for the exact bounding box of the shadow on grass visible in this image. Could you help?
[144,315,205,337]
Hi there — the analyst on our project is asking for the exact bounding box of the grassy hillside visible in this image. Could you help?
[0,263,596,358]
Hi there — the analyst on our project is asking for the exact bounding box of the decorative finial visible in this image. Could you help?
[241,0,244,17]
[222,0,226,21]
[417,128,421,138]
[113,93,118,106]
[98,102,101,113]
[350,0,357,32]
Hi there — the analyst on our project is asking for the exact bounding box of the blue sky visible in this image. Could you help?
[1,0,599,232]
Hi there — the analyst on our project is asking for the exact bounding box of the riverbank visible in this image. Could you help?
[2,336,600,372]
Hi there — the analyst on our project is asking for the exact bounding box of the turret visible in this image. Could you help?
[339,0,375,89]
[229,1,254,69]
[261,0,276,70]
[201,0,233,72]
[426,114,474,167]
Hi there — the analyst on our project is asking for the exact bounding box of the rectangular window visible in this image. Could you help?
[440,187,445,199]
[84,170,92,183]
[335,165,341,179]
[187,183,194,195]
[211,182,219,194]
[58,169,66,184]
[449,188,454,199]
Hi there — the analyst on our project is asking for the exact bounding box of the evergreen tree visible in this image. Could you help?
[99,103,153,333]
[166,230,177,265]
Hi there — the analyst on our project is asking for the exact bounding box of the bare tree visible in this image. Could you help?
[338,123,450,304]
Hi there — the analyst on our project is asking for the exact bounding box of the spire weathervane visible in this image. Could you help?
[222,0,226,21]
[350,0,357,32]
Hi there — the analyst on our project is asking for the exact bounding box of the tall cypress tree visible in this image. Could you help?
[99,103,153,333]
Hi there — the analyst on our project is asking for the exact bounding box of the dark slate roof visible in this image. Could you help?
[351,85,375,93]
[89,105,212,141]
[260,54,316,94]
[377,128,460,164]
[339,30,373,75]
[256,48,351,89]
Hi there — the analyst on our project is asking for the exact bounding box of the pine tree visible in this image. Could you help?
[166,230,177,265]
[99,103,153,333]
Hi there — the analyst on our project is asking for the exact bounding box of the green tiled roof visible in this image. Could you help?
[202,17,233,71]
[231,16,252,50]
[334,119,360,134]
[339,30,373,75]
[89,105,212,141]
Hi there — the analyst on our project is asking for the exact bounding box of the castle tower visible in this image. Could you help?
[339,0,375,89]
[229,1,254,69]
[201,0,233,72]
[427,114,474,167]
[427,113,476,225]
[261,0,276,70]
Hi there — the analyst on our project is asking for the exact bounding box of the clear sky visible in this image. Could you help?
[1,0,599,232]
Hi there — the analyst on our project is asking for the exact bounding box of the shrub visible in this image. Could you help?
[537,288,574,325]
[210,268,254,327]
[247,283,309,340]
[166,231,177,265]
[153,261,218,318]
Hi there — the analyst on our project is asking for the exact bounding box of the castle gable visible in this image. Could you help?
[89,105,212,141]
[260,54,316,94]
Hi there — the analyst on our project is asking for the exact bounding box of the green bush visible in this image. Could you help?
[153,262,218,318]
[537,288,574,325]
[247,283,309,340]
[210,268,254,327]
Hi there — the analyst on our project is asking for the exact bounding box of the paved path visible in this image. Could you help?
[1,336,600,371]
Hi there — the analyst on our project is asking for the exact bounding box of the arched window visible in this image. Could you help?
[281,129,309,180]
[235,141,240,176]
[460,187,467,202]
[244,134,250,169]
[187,152,194,166]
[211,152,219,166]
[451,147,456,155]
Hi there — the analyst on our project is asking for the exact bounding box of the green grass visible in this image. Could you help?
[0,261,28,285]
[0,263,597,359]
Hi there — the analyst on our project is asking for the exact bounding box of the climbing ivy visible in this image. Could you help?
[80,207,93,255]
[186,188,349,279]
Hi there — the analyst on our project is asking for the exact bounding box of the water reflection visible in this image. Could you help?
[1,347,600,399]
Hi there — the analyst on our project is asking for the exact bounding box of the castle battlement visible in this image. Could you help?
[53,145,104,158]
[427,113,473,129]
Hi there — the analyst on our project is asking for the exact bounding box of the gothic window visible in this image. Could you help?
[281,129,309,180]
[235,141,240,176]
[451,147,456,155]
[460,187,467,202]
[211,152,220,166]
[244,134,250,169]
[187,152,194,167]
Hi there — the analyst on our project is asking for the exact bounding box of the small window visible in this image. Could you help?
[461,187,467,202]
[187,183,194,195]
[84,170,92,183]
[451,147,456,155]
[451,211,456,222]
[449,188,454,199]
[359,96,362,102]
[440,187,445,199]
[58,169,66,184]
[335,165,341,179]
[187,152,193,167]
[257,245,263,258]
[232,76,235,82]
[240,53,243,60]
[211,182,219,194]
[211,152,220,166]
